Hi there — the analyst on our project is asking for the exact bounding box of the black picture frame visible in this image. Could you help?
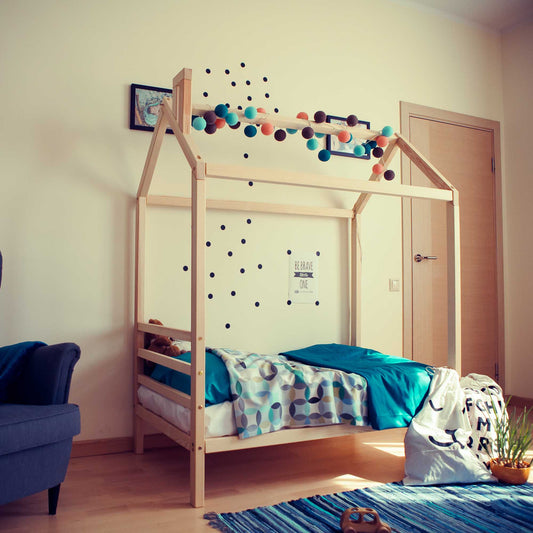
[326,115,370,159]
[130,83,173,133]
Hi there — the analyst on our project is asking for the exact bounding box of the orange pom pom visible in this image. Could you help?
[215,118,226,129]
[257,107,267,114]
[296,111,308,120]
[261,123,274,135]
[372,164,384,175]
[376,135,389,148]
[337,130,350,143]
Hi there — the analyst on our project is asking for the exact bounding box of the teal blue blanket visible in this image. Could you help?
[281,344,432,430]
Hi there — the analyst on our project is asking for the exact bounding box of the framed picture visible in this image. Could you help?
[326,115,370,159]
[130,83,173,133]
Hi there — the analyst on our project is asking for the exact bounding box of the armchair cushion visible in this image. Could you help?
[0,403,80,456]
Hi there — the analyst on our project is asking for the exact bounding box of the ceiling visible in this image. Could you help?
[400,0,533,31]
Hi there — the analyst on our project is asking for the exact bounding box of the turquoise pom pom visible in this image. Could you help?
[244,125,257,137]
[226,112,238,126]
[306,138,319,150]
[318,149,331,162]
[215,104,228,118]
[382,125,394,137]
[314,132,325,139]
[192,116,207,131]
[286,128,297,134]
[353,144,365,157]
[244,106,257,120]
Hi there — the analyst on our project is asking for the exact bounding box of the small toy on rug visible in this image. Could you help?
[340,507,391,533]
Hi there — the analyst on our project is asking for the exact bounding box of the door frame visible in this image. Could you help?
[400,102,505,386]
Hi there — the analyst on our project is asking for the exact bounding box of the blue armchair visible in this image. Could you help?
[0,342,81,514]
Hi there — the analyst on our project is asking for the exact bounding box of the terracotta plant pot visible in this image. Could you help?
[490,459,531,485]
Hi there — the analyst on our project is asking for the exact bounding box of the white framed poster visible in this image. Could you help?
[289,253,319,303]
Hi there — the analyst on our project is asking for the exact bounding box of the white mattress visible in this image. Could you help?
[137,385,237,438]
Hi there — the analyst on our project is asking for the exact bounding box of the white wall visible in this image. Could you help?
[0,0,511,441]
[502,20,533,398]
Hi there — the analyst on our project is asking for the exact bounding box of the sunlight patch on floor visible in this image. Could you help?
[332,474,381,489]
[365,442,405,457]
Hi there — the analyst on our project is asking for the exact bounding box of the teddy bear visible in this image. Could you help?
[144,318,185,358]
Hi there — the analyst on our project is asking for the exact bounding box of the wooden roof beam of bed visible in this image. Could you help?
[206,163,453,202]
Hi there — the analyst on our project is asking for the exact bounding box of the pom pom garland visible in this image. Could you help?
[204,110,217,125]
[306,138,319,150]
[257,107,267,114]
[346,114,359,127]
[384,170,395,181]
[368,140,377,149]
[381,125,394,137]
[244,124,257,137]
[261,123,274,135]
[302,126,314,139]
[297,111,309,120]
[215,118,226,129]
[372,163,384,175]
[274,129,287,141]
[318,149,331,162]
[215,103,228,118]
[337,130,350,143]
[192,116,207,131]
[244,106,257,119]
[286,128,297,134]
[376,135,389,148]
[205,123,217,134]
[229,121,241,130]
[314,110,326,123]
[225,112,239,126]
[314,132,325,139]
[372,147,384,158]
[353,145,366,157]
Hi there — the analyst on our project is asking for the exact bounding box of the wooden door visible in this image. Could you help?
[401,103,503,381]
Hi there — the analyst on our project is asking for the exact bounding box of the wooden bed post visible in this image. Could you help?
[173,68,192,134]
[350,213,362,346]
[447,190,462,375]
[190,160,207,507]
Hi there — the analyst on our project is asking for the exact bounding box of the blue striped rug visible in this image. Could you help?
[205,482,533,532]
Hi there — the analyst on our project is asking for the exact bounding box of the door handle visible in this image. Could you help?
[414,253,438,263]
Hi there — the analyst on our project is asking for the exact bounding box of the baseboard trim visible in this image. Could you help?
[71,433,178,458]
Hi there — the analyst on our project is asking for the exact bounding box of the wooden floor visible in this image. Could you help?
[0,428,410,532]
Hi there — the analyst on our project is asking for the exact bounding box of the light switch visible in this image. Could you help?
[389,279,400,292]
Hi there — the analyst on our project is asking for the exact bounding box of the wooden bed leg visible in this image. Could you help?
[190,445,205,507]
[134,415,145,454]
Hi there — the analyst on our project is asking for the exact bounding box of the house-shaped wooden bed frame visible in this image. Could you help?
[134,68,462,507]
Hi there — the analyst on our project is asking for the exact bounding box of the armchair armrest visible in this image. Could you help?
[9,343,80,405]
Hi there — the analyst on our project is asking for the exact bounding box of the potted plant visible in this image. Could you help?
[486,397,532,484]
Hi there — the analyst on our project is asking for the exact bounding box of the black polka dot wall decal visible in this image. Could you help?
[316,251,320,256]
[228,251,233,257]
[246,218,252,224]
[221,224,226,230]
[244,153,249,159]
[248,180,253,185]
[203,92,208,97]
[241,238,246,244]
[231,290,236,296]
[315,301,320,306]
[225,323,231,329]
[257,264,262,269]
[246,80,251,85]
[263,77,268,82]
[231,81,236,87]
[240,268,245,274]
[225,103,230,107]
[255,302,260,307]
[247,96,252,101]
[241,62,246,67]
[274,108,279,113]
[225,69,230,74]
[206,68,211,74]
[237,105,243,110]
[287,250,292,255]
[206,241,211,247]
[287,300,292,305]
[208,293,213,299]
[265,93,270,98]
[210,272,215,278]
[183,265,188,271]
